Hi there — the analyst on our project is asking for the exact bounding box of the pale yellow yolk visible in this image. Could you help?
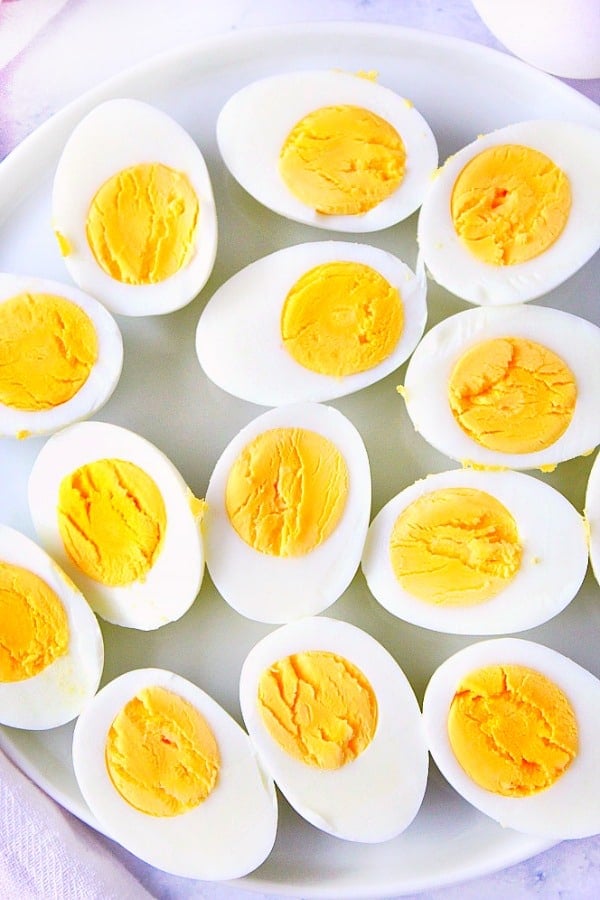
[389,487,522,606]
[281,261,403,376]
[279,104,406,216]
[0,561,69,682]
[57,459,166,586]
[0,292,98,411]
[105,686,220,817]
[257,651,378,768]
[448,337,577,454]
[225,427,348,557]
[451,144,571,265]
[448,664,578,797]
[86,162,199,285]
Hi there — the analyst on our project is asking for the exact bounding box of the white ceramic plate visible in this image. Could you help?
[0,22,599,898]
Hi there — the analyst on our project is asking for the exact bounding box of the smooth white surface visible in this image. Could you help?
[0,13,599,900]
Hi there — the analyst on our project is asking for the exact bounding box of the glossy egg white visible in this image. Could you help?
[361,468,588,634]
[0,273,122,438]
[28,421,205,630]
[423,638,600,839]
[72,667,278,880]
[584,449,600,587]
[402,304,600,470]
[239,616,428,843]
[217,70,438,232]
[0,524,103,729]
[196,241,428,405]
[53,98,218,316]
[417,120,600,305]
[204,403,371,623]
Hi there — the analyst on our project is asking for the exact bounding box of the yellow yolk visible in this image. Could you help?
[280,261,403,376]
[448,664,578,796]
[105,686,220,817]
[448,337,577,453]
[389,487,522,606]
[0,561,69,682]
[57,459,166,586]
[257,651,378,769]
[85,163,199,285]
[0,292,98,411]
[279,105,406,215]
[450,144,571,265]
[225,427,348,557]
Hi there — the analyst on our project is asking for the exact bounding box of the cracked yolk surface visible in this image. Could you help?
[257,650,378,769]
[57,458,166,586]
[448,664,578,796]
[448,336,577,454]
[450,144,571,265]
[0,561,69,682]
[389,487,522,606]
[86,162,199,285]
[281,261,403,376]
[279,104,406,216]
[225,427,349,557]
[0,292,98,411]
[105,685,220,817]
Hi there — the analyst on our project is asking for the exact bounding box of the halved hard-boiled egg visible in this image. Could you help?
[53,98,218,316]
[0,273,122,438]
[0,523,103,729]
[28,421,205,630]
[196,241,427,405]
[585,449,600,587]
[418,120,600,305]
[72,667,277,880]
[204,402,371,623]
[402,304,600,470]
[362,468,588,634]
[239,616,428,842]
[217,70,438,232]
[423,638,600,839]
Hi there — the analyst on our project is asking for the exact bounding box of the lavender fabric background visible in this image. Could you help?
[0,2,599,898]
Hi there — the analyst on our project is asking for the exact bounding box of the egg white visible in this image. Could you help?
[584,449,600,587]
[423,638,600,839]
[0,523,103,730]
[28,421,205,630]
[216,70,438,232]
[417,120,600,305]
[239,616,428,843]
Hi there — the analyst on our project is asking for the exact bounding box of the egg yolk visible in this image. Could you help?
[448,337,577,453]
[279,105,406,216]
[85,162,199,285]
[257,650,378,768]
[225,427,348,557]
[389,487,522,605]
[57,459,166,586]
[0,292,98,411]
[105,686,220,817]
[0,561,69,682]
[448,664,578,796]
[450,144,571,265]
[281,261,403,376]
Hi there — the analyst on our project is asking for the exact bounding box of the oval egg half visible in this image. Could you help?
[584,449,600,588]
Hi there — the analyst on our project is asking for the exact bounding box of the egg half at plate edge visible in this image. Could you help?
[423,637,600,839]
[204,402,371,623]
[0,523,103,730]
[216,69,438,232]
[239,616,428,843]
[584,449,600,588]
[196,241,427,405]
[401,303,600,471]
[72,667,278,880]
[27,420,205,630]
[0,273,122,438]
[361,467,588,635]
[52,98,218,316]
[417,119,600,305]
